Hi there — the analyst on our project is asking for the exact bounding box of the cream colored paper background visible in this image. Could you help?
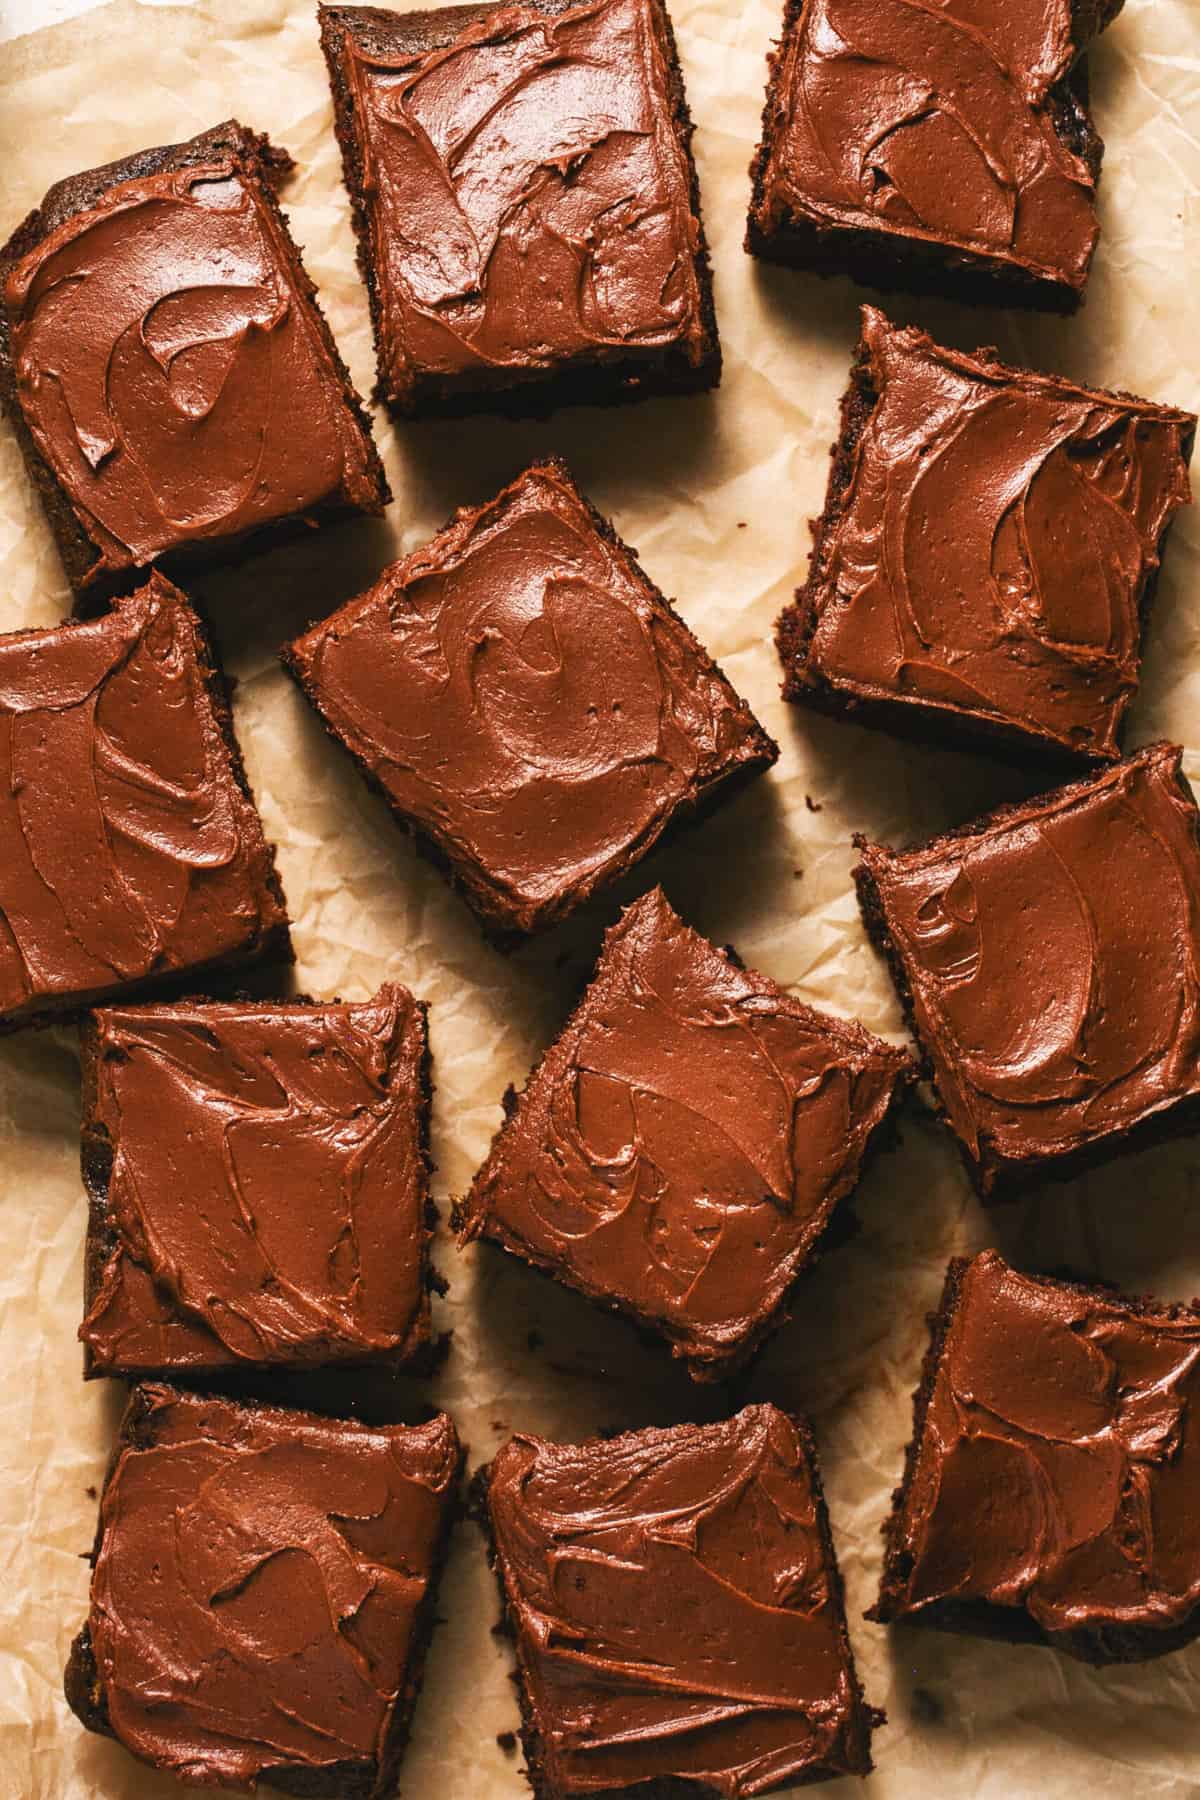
[1,1,1198,1794]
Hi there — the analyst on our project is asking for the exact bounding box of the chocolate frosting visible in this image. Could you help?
[882,1251,1200,1645]
[0,575,286,1026]
[331,0,709,401]
[753,0,1115,295]
[486,1405,875,1793]
[285,461,775,937]
[462,886,908,1374]
[802,308,1194,758]
[81,988,430,1374]
[857,743,1200,1187]
[84,1386,460,1787]
[5,140,379,584]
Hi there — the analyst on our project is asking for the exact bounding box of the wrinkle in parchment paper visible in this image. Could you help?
[0,2,1198,1796]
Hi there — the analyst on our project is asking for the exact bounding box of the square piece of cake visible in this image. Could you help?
[855,742,1200,1196]
[778,308,1195,764]
[871,1250,1200,1664]
[1,120,388,600]
[79,986,436,1379]
[65,1384,462,1795]
[284,461,777,941]
[478,1404,880,1795]
[0,573,289,1032]
[319,0,719,417]
[456,886,910,1377]
[748,0,1121,310]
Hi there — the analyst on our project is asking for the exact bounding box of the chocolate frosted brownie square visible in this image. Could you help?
[871,1251,1200,1664]
[284,460,777,941]
[0,573,289,1032]
[748,0,1122,310]
[65,1384,462,1796]
[478,1405,881,1795]
[0,120,388,601]
[456,886,911,1377]
[79,986,437,1379]
[319,0,720,417]
[778,307,1195,764]
[855,742,1200,1196]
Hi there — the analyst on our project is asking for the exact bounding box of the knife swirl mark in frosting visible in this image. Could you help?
[806,309,1194,756]
[81,989,430,1373]
[5,153,377,581]
[0,576,283,1023]
[84,1388,460,1788]
[755,0,1115,294]
[285,463,774,935]
[885,1252,1200,1642]
[486,1406,874,1792]
[462,887,908,1374]
[859,744,1200,1181]
[335,0,707,399]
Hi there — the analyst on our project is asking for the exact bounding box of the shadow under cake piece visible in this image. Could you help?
[778,307,1195,764]
[283,459,777,941]
[748,0,1123,311]
[79,986,438,1380]
[477,1404,881,1797]
[871,1250,1200,1665]
[0,572,290,1034]
[0,119,388,603]
[319,0,720,418]
[855,741,1200,1198]
[455,886,911,1379]
[65,1383,462,1797]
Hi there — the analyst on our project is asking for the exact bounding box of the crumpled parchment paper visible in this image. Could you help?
[1,0,1198,1794]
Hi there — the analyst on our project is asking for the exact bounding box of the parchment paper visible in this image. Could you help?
[1,0,1198,1793]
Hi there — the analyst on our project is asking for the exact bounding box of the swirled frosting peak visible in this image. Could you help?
[792,307,1194,760]
[856,742,1200,1191]
[459,886,909,1375]
[876,1251,1200,1657]
[752,0,1120,302]
[324,0,712,405]
[4,124,383,587]
[0,574,287,1028]
[285,461,776,938]
[485,1405,879,1792]
[80,987,433,1375]
[71,1386,461,1789]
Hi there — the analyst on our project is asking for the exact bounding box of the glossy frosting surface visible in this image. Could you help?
[487,1405,872,1793]
[333,0,708,398]
[81,988,429,1373]
[6,150,377,581]
[286,463,773,934]
[890,1251,1200,1638]
[0,575,284,1024]
[805,308,1194,757]
[88,1387,459,1787]
[463,887,906,1372]
[860,743,1200,1182]
[755,0,1113,293]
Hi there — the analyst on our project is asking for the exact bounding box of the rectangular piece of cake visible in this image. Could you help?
[477,1404,880,1795]
[65,1384,462,1795]
[79,986,437,1379]
[0,120,388,600]
[456,886,911,1377]
[283,460,777,941]
[871,1250,1200,1664]
[747,0,1121,310]
[855,742,1200,1196]
[0,573,290,1032]
[319,0,720,417]
[778,307,1195,764]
